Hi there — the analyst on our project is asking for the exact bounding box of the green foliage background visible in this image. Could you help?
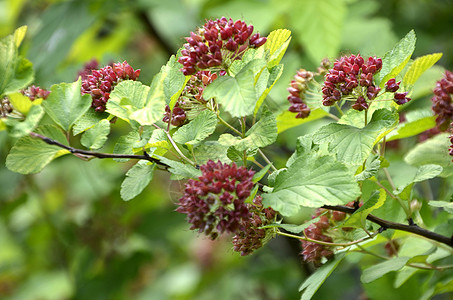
[1,0,453,299]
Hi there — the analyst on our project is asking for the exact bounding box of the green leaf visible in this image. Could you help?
[404,133,453,177]
[252,164,271,183]
[43,79,91,131]
[7,92,36,115]
[120,160,156,201]
[8,105,44,138]
[236,110,278,151]
[263,213,326,234]
[403,53,443,87]
[344,189,386,228]
[203,62,259,117]
[262,154,361,217]
[395,164,442,194]
[106,80,150,124]
[226,146,257,162]
[264,29,291,68]
[254,64,283,116]
[428,201,453,214]
[299,252,346,300]
[193,141,231,165]
[313,109,398,166]
[6,125,70,174]
[0,27,34,96]
[162,55,189,109]
[289,0,346,64]
[73,110,109,135]
[355,154,381,181]
[386,109,436,141]
[113,131,141,162]
[379,30,416,85]
[361,256,410,283]
[80,119,110,150]
[277,108,328,133]
[154,155,201,179]
[172,110,217,146]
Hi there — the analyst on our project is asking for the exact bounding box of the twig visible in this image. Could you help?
[322,204,453,248]
[29,132,169,168]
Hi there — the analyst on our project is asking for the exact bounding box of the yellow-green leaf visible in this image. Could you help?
[403,53,443,87]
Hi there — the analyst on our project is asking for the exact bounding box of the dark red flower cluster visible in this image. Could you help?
[77,59,100,81]
[81,61,141,112]
[162,103,186,127]
[20,85,50,101]
[301,202,356,265]
[431,70,453,130]
[287,69,313,119]
[176,160,255,240]
[321,54,410,111]
[163,70,224,127]
[232,195,277,256]
[178,17,266,75]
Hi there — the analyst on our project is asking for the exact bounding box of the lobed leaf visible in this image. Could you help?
[262,154,361,217]
[172,110,217,146]
[43,79,91,131]
[80,119,110,150]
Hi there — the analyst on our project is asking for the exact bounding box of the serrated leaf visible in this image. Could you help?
[154,155,202,179]
[428,201,453,214]
[290,0,346,64]
[379,30,416,85]
[403,53,443,87]
[113,131,141,162]
[226,146,257,162]
[355,154,381,181]
[265,29,291,68]
[314,109,398,166]
[404,133,453,177]
[344,189,386,228]
[106,80,150,123]
[43,79,91,131]
[8,105,44,138]
[203,63,258,117]
[80,119,110,150]
[254,64,284,116]
[386,110,436,141]
[146,128,169,149]
[361,256,410,283]
[120,160,156,201]
[299,252,346,300]
[172,110,217,146]
[193,141,231,165]
[73,110,109,135]
[263,214,325,234]
[0,27,34,96]
[162,55,189,109]
[252,164,271,183]
[6,125,70,174]
[235,110,278,151]
[262,154,361,217]
[277,108,328,133]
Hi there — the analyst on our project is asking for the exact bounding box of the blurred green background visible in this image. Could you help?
[1,0,453,299]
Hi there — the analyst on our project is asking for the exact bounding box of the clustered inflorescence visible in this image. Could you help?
[232,195,276,256]
[77,59,100,81]
[178,17,267,76]
[321,54,410,111]
[301,202,356,265]
[432,70,453,131]
[20,85,50,101]
[286,59,330,119]
[81,61,141,112]
[162,70,223,126]
[176,160,255,240]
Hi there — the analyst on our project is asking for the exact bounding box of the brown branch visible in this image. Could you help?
[29,132,170,169]
[322,204,453,248]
